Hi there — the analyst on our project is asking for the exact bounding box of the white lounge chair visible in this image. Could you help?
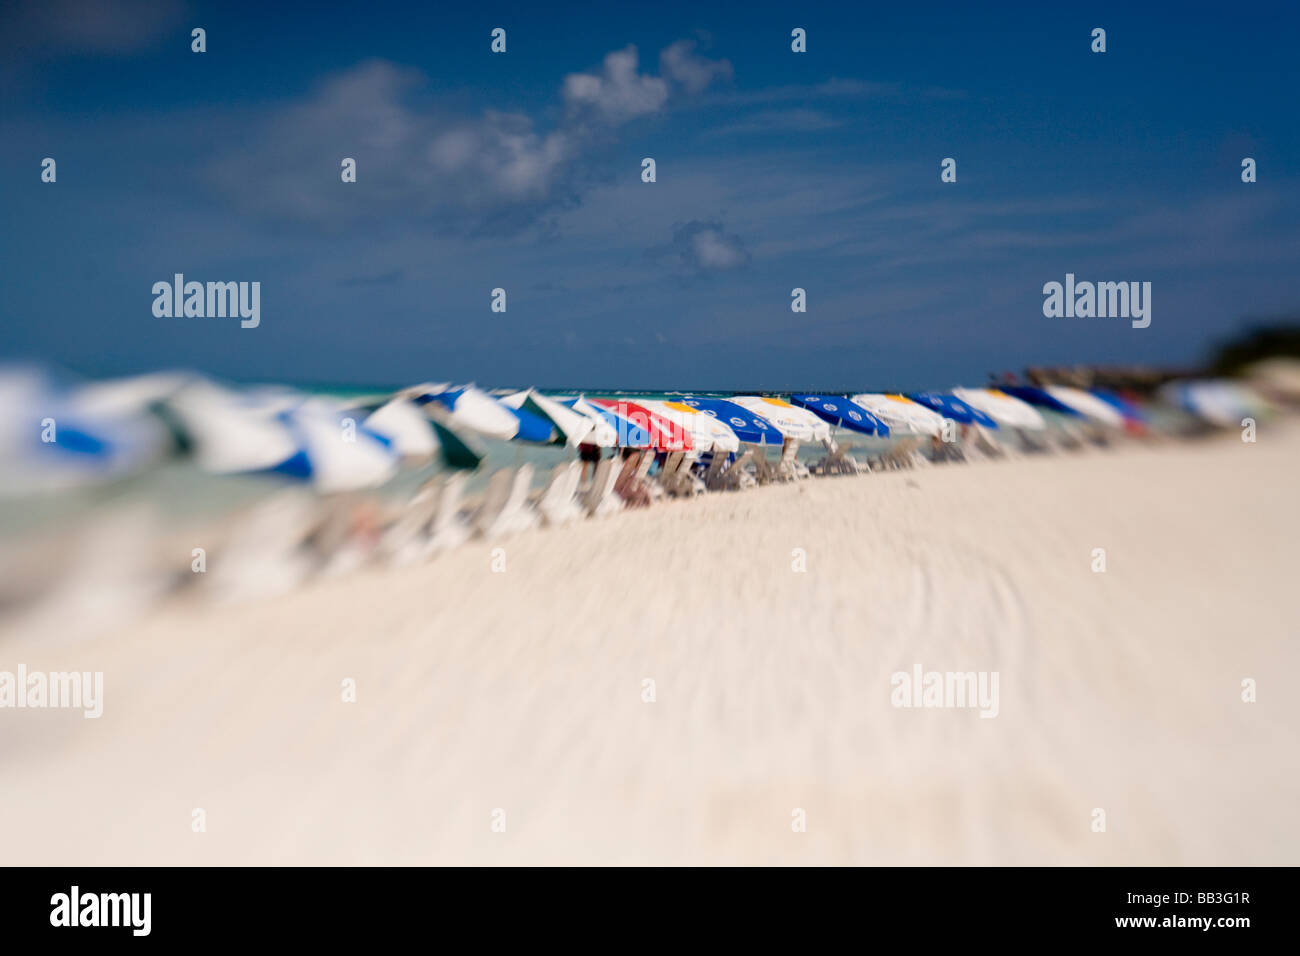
[584,457,624,517]
[476,463,538,537]
[537,461,584,527]
[776,438,811,480]
[429,472,472,551]
[873,435,929,470]
[966,425,1013,460]
[750,447,781,484]
[674,454,706,496]
[700,450,729,490]
[812,437,861,475]
[381,481,441,565]
[654,451,701,497]
[718,447,758,490]
[656,451,684,494]
[613,451,656,506]
[208,489,319,603]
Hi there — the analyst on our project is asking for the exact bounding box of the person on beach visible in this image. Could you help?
[578,442,601,482]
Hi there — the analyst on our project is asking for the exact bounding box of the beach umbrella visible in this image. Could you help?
[850,393,949,437]
[905,392,999,428]
[589,398,693,451]
[166,382,398,491]
[1158,380,1267,428]
[166,381,306,475]
[789,394,890,436]
[950,387,1048,430]
[729,396,831,442]
[282,399,399,493]
[71,371,191,417]
[637,399,740,453]
[361,397,439,461]
[0,367,171,496]
[499,388,600,447]
[562,396,652,447]
[1089,388,1147,424]
[1087,388,1148,435]
[543,395,619,447]
[995,385,1083,417]
[355,395,485,469]
[406,383,555,443]
[676,396,785,445]
[1044,386,1126,428]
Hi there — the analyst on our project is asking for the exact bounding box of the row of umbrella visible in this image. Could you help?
[0,368,1266,498]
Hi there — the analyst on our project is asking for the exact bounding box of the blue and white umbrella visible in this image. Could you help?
[951,387,1047,430]
[1044,386,1126,428]
[729,396,831,442]
[905,392,999,428]
[360,397,440,461]
[499,388,605,447]
[1090,388,1146,424]
[996,385,1083,417]
[561,396,652,447]
[280,400,399,492]
[0,367,170,496]
[789,394,890,436]
[677,397,786,445]
[166,382,398,492]
[406,383,554,443]
[850,393,949,436]
[1159,379,1267,428]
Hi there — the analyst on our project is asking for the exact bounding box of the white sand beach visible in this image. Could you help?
[3,428,1298,865]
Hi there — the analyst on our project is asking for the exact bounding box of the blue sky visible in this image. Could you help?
[2,0,1297,391]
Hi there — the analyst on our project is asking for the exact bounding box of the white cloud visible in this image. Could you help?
[562,46,669,123]
[660,40,734,95]
[210,42,731,234]
[657,220,750,273]
[707,109,842,136]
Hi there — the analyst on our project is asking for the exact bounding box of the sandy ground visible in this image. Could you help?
[3,427,1298,865]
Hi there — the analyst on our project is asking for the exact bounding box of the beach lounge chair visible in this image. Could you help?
[812,437,861,476]
[471,468,513,537]
[656,451,685,494]
[381,480,441,565]
[584,458,624,517]
[638,451,665,501]
[428,473,472,551]
[720,447,759,490]
[750,447,783,484]
[966,425,1013,460]
[1013,426,1055,455]
[674,454,706,496]
[208,489,319,603]
[476,463,538,537]
[873,435,929,470]
[700,450,729,490]
[775,439,810,481]
[614,451,654,507]
[537,461,584,527]
[656,451,705,497]
[5,503,169,641]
